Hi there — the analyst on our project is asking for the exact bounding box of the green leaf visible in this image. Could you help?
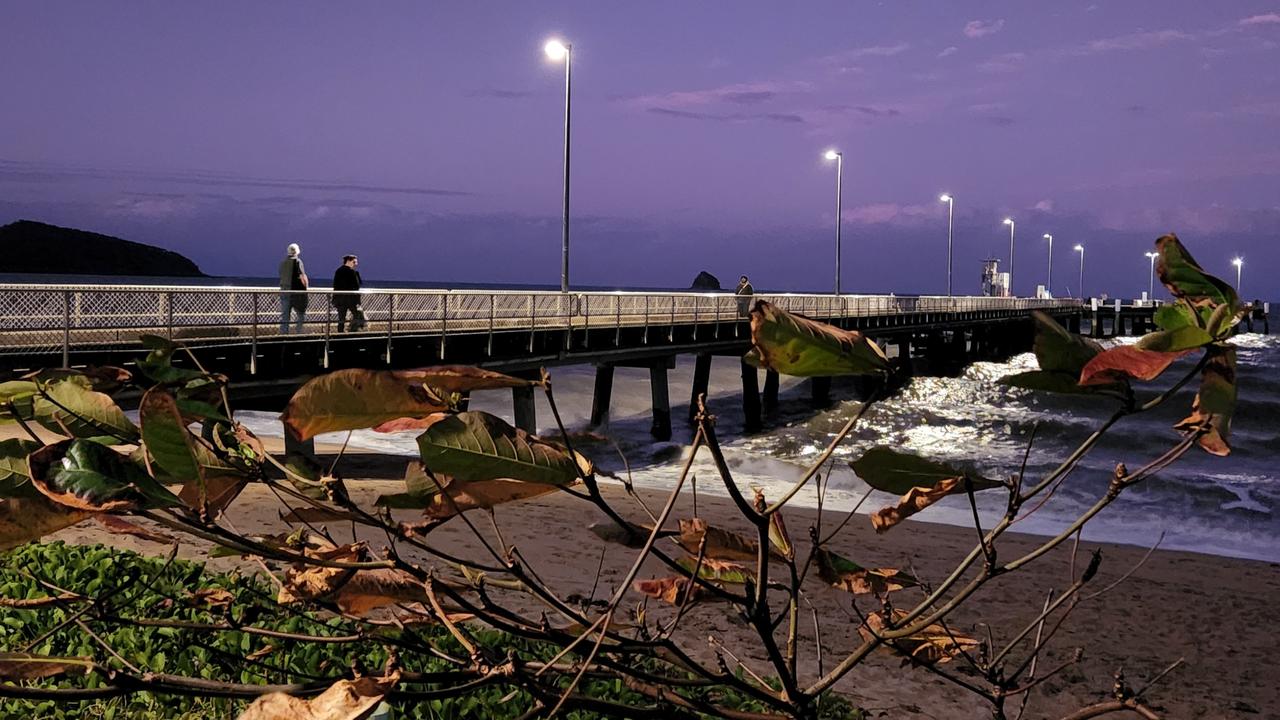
[28,439,183,512]
[675,556,756,585]
[0,381,39,424]
[1000,370,1098,395]
[0,439,40,497]
[32,380,139,443]
[1153,303,1198,332]
[1136,325,1214,353]
[281,369,455,441]
[140,388,202,481]
[415,411,587,486]
[745,300,889,377]
[1155,234,1239,312]
[136,335,207,384]
[849,447,999,496]
[1029,311,1103,375]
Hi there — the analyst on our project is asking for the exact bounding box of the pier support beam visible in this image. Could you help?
[513,384,537,434]
[650,363,672,441]
[688,354,711,424]
[810,376,831,409]
[283,430,315,461]
[762,370,780,417]
[741,360,761,433]
[590,364,615,428]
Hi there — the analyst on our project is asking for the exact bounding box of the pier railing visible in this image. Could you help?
[0,284,1079,360]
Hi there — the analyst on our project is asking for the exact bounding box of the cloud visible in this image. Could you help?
[646,107,805,124]
[1239,13,1280,26]
[938,46,959,58]
[628,80,811,109]
[468,88,536,100]
[964,19,1005,39]
[1033,199,1055,212]
[840,202,935,226]
[853,106,902,118]
[977,52,1026,73]
[822,43,910,67]
[1077,29,1194,54]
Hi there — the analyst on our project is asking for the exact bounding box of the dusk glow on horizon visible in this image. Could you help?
[2,2,1277,298]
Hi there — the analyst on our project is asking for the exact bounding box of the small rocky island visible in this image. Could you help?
[0,220,206,276]
[690,270,721,290]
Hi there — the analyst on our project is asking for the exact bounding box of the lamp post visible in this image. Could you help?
[544,39,572,292]
[824,150,843,295]
[1145,251,1158,299]
[939,194,954,296]
[1074,244,1084,299]
[1232,257,1243,293]
[1042,233,1054,298]
[1003,217,1015,296]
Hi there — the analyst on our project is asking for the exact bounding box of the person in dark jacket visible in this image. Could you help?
[277,243,309,334]
[735,275,754,317]
[332,255,363,332]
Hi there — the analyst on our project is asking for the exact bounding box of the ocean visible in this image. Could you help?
[236,332,1280,564]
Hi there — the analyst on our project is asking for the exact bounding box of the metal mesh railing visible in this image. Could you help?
[0,284,1080,358]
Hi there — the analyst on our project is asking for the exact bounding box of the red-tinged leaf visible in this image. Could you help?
[372,415,448,433]
[93,515,176,544]
[753,488,794,559]
[391,366,535,393]
[281,370,455,441]
[1079,345,1191,386]
[815,549,917,595]
[1174,347,1237,456]
[633,576,706,606]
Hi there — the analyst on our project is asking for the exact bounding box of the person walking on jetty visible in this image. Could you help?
[332,254,363,332]
[278,243,309,334]
[735,275,754,317]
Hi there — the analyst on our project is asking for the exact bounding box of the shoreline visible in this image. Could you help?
[32,442,1280,718]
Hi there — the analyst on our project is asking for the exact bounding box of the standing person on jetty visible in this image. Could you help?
[735,275,754,317]
[332,254,363,332]
[278,243,309,334]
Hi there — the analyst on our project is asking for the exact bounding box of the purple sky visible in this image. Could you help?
[3,2,1278,299]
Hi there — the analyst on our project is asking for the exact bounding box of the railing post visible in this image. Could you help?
[323,293,331,369]
[528,294,536,353]
[250,293,258,375]
[615,296,621,346]
[386,293,396,365]
[61,290,71,369]
[487,294,495,356]
[692,296,699,341]
[643,295,650,344]
[440,293,448,360]
[583,294,589,348]
[165,291,174,340]
[714,296,721,339]
[668,297,675,342]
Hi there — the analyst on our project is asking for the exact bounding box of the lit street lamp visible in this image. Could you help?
[1074,244,1085,299]
[939,194,954,296]
[1232,257,1243,293]
[1042,233,1053,298]
[544,38,572,292]
[1144,251,1158,299]
[825,150,844,295]
[1003,217,1015,296]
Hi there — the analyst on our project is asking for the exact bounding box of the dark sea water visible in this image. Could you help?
[233,333,1280,563]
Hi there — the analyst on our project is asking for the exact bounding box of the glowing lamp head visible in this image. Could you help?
[1232,257,1244,267]
[1043,233,1052,240]
[544,39,569,61]
[1074,244,1084,252]
[1145,252,1158,259]
[939,193,952,202]
[824,149,841,161]
[1003,217,1014,225]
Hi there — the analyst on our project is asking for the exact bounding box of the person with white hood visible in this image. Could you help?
[277,243,309,333]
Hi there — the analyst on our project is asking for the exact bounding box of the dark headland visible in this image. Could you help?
[0,220,205,277]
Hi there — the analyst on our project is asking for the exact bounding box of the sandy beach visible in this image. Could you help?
[23,434,1277,719]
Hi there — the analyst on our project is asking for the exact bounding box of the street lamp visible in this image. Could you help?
[1074,244,1084,299]
[1144,251,1158,299]
[544,38,572,292]
[1042,233,1053,298]
[1003,218,1015,296]
[825,150,843,295]
[939,194,954,296]
[1232,256,1243,293]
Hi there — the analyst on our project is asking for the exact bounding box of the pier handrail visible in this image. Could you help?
[0,283,1082,360]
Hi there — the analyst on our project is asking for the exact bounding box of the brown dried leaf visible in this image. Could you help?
[861,610,980,666]
[814,549,917,595]
[675,518,781,562]
[871,477,964,532]
[276,543,428,616]
[633,576,705,606]
[93,515,176,545]
[0,496,92,552]
[0,652,94,680]
[236,672,400,720]
[189,588,235,609]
